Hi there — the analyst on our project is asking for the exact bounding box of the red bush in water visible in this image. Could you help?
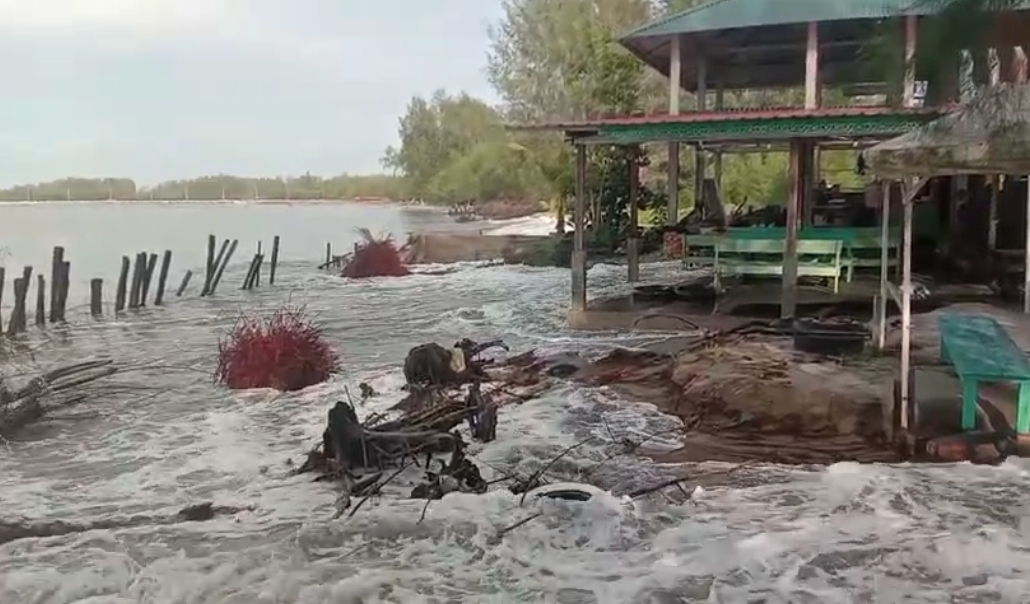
[341,228,410,279]
[216,308,339,391]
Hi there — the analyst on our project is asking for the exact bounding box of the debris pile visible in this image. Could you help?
[0,359,118,438]
[216,307,338,391]
[341,228,410,279]
[296,337,556,515]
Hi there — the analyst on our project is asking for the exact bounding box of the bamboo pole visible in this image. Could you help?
[154,250,172,305]
[204,234,216,291]
[115,256,130,312]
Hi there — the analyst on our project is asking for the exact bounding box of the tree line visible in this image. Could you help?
[0,173,404,202]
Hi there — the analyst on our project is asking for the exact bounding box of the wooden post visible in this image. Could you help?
[205,234,216,288]
[1024,177,1030,314]
[57,260,69,322]
[713,84,724,193]
[269,235,281,284]
[35,275,45,326]
[900,185,915,432]
[694,55,707,214]
[202,238,229,296]
[10,276,27,334]
[154,250,172,305]
[877,181,892,350]
[667,34,681,227]
[325,242,332,268]
[902,15,918,107]
[115,256,130,312]
[627,150,640,283]
[805,22,821,109]
[0,266,5,334]
[176,270,193,297]
[49,246,64,323]
[571,143,588,314]
[140,253,157,306]
[781,140,802,319]
[129,252,145,309]
[989,175,1000,249]
[209,239,238,295]
[90,279,103,316]
[243,254,264,289]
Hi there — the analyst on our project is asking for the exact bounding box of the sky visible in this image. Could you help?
[0,0,504,185]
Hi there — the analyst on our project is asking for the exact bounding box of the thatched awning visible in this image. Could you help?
[864,83,1030,179]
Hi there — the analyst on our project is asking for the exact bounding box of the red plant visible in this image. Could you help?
[341,228,410,279]
[216,308,339,391]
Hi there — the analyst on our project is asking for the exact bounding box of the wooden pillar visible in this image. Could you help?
[571,143,588,313]
[1024,178,1030,314]
[627,149,640,283]
[805,22,821,109]
[989,175,1000,250]
[782,140,802,319]
[713,84,724,192]
[902,15,918,107]
[667,34,681,227]
[900,183,915,432]
[877,181,892,350]
[694,56,707,212]
[802,22,820,227]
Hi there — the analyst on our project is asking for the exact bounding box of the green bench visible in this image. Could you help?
[714,238,845,292]
[684,227,899,280]
[938,313,1030,432]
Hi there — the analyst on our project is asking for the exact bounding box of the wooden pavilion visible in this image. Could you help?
[514,0,1030,323]
[865,82,1030,446]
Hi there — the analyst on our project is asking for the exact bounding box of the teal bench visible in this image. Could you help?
[714,238,845,292]
[683,227,899,280]
[938,313,1030,432]
[683,234,718,267]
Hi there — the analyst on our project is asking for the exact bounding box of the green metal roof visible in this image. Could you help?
[578,110,941,145]
[624,0,924,39]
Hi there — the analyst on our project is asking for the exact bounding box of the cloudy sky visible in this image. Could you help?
[0,0,504,185]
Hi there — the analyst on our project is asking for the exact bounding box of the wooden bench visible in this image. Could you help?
[714,238,844,292]
[938,313,1030,432]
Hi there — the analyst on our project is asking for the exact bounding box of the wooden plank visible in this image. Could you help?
[938,314,1030,380]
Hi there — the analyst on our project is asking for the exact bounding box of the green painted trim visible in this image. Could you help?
[595,112,941,144]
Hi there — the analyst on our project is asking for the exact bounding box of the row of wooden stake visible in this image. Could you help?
[0,235,283,336]
[0,247,72,335]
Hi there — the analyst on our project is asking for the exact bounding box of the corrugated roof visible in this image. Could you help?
[509,106,941,132]
[624,0,1030,40]
[623,0,925,40]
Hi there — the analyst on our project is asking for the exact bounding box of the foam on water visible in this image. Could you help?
[4,258,1030,602]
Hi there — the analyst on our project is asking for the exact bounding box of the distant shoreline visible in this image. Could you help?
[0,198,433,207]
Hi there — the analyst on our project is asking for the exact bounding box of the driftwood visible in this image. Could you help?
[0,360,118,438]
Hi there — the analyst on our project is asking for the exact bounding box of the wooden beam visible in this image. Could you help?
[902,15,918,107]
[571,144,587,313]
[805,22,821,109]
[781,140,802,319]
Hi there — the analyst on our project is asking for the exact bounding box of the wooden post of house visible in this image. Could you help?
[627,149,640,283]
[712,84,724,195]
[782,141,802,319]
[48,246,64,323]
[694,55,707,215]
[571,143,588,314]
[90,279,103,316]
[803,22,821,227]
[877,181,892,350]
[667,34,681,232]
[115,256,130,312]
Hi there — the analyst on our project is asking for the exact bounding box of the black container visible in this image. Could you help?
[792,318,869,356]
